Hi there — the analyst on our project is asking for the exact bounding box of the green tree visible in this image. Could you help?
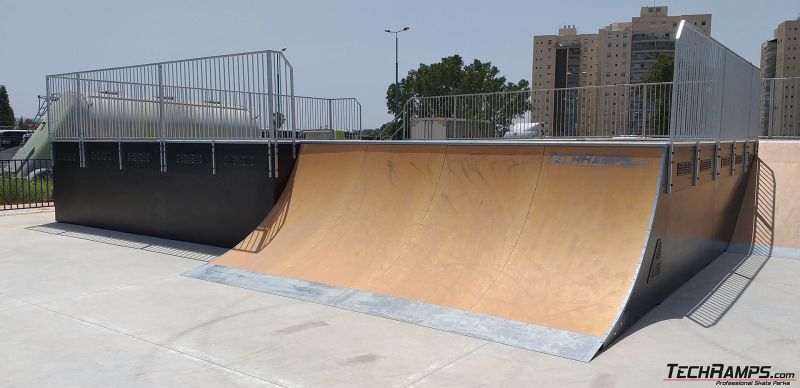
[383,55,529,138]
[0,85,15,127]
[642,53,673,136]
[644,53,674,83]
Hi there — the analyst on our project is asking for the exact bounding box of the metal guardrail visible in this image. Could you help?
[0,159,53,210]
[292,96,363,139]
[393,83,673,140]
[761,77,800,138]
[45,50,363,177]
[670,20,760,142]
[47,50,295,141]
[394,20,761,145]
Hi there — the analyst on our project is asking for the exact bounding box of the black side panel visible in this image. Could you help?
[605,142,754,347]
[53,141,297,248]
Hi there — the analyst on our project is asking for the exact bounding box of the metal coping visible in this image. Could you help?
[183,264,605,362]
[53,138,678,148]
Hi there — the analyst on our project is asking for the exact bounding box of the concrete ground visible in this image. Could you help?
[0,209,798,388]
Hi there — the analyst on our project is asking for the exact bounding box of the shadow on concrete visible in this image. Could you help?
[27,222,227,262]
[605,159,776,350]
[685,160,775,327]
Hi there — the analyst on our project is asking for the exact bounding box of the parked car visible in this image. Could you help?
[0,130,31,149]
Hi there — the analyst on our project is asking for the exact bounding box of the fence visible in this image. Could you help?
[46,50,363,177]
[292,96,363,139]
[1,159,54,210]
[670,20,760,142]
[761,77,800,138]
[391,20,761,144]
[394,82,673,140]
[47,50,295,141]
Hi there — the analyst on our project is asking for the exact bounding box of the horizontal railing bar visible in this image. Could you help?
[47,49,288,78]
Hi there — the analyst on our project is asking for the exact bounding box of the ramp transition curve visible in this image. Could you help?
[186,141,750,361]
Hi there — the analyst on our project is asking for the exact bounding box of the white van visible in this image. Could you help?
[503,122,546,138]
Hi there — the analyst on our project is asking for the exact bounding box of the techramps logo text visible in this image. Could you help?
[548,152,652,168]
[665,363,797,385]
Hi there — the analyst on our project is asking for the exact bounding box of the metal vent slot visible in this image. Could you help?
[224,154,255,167]
[58,152,76,162]
[735,154,743,165]
[176,153,202,165]
[721,156,731,167]
[699,159,712,171]
[91,151,113,162]
[676,161,693,176]
[127,152,150,163]
[647,238,663,284]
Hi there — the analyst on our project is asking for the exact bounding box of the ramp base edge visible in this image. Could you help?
[183,264,604,362]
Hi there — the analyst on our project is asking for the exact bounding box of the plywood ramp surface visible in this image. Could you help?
[214,143,663,337]
[217,144,368,273]
[216,143,449,288]
[472,147,663,336]
[368,145,545,310]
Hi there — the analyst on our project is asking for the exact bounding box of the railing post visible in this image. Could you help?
[75,73,86,168]
[641,85,647,136]
[289,66,297,157]
[692,141,700,187]
[328,98,334,139]
[45,77,52,139]
[266,51,276,178]
[713,141,720,181]
[158,64,166,173]
[743,140,749,174]
[767,79,774,137]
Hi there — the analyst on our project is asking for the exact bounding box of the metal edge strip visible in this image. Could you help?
[52,138,673,148]
[182,264,604,362]
[600,146,668,345]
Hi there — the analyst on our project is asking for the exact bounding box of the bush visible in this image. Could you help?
[0,176,54,205]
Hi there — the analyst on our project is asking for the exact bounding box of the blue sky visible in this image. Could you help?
[1,0,797,128]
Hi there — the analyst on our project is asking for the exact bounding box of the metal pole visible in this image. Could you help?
[45,77,51,138]
[289,66,297,157]
[328,99,334,138]
[266,52,275,178]
[394,32,399,117]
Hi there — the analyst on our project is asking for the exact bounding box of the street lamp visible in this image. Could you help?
[385,26,411,117]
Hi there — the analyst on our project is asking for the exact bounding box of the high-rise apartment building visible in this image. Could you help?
[531,6,711,135]
[761,18,800,136]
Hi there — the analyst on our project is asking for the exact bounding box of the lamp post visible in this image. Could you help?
[385,26,410,117]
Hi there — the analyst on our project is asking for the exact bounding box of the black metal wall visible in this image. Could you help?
[52,141,296,248]
[605,141,755,347]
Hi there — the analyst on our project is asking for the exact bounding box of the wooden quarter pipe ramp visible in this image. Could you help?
[186,141,751,361]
